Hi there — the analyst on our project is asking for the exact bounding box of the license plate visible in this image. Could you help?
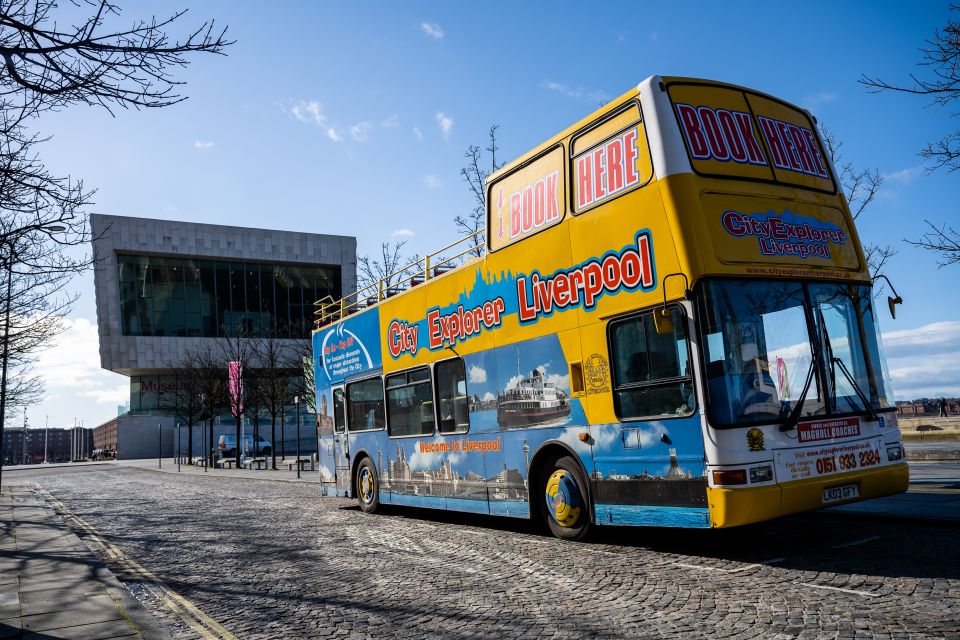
[822,483,859,504]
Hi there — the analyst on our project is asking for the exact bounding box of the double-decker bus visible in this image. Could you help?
[313,75,907,539]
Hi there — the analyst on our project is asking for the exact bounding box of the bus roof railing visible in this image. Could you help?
[313,228,485,328]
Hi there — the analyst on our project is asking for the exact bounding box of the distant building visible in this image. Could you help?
[1,427,89,465]
[90,214,357,459]
[896,398,960,416]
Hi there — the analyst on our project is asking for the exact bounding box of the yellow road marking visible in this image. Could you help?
[34,484,238,640]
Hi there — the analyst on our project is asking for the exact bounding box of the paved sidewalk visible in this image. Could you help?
[0,485,168,640]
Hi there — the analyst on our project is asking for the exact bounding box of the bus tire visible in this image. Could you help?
[356,457,380,514]
[541,455,591,540]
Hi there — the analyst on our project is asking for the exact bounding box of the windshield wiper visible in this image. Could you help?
[778,337,822,433]
[816,306,878,422]
[831,357,879,422]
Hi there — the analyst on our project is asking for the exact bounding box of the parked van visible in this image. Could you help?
[218,434,272,458]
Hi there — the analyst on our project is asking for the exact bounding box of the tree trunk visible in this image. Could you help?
[270,416,277,470]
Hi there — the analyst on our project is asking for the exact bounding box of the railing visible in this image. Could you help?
[314,229,485,327]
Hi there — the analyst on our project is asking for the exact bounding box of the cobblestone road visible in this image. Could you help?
[15,468,960,639]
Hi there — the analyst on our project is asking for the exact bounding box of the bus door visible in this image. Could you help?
[318,386,349,497]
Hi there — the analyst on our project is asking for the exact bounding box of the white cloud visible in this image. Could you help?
[468,365,487,384]
[34,318,128,406]
[540,80,609,105]
[420,22,444,39]
[381,115,400,128]
[800,92,838,111]
[349,121,373,142]
[290,100,342,142]
[193,140,214,150]
[481,391,495,402]
[391,228,415,238]
[882,321,960,399]
[423,174,442,190]
[413,126,423,141]
[79,385,128,405]
[435,112,453,140]
[883,166,924,185]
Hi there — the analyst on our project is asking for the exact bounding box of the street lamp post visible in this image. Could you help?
[281,404,286,462]
[295,395,301,480]
[200,394,208,473]
[158,422,162,469]
[0,225,65,493]
[177,422,181,472]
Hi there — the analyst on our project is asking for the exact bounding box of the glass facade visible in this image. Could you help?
[117,255,341,338]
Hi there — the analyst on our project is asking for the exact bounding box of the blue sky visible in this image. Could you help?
[25,1,960,429]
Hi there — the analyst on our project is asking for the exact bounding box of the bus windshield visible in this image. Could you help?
[699,279,894,428]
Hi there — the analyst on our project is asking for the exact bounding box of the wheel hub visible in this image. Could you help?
[545,469,582,527]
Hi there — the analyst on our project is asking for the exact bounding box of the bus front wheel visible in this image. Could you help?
[541,456,591,540]
[356,457,380,514]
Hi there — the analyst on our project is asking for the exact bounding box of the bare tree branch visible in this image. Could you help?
[818,125,898,280]
[356,241,421,293]
[456,125,504,258]
[860,5,960,173]
[906,220,960,267]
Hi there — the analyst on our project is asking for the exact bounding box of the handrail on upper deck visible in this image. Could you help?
[313,228,485,328]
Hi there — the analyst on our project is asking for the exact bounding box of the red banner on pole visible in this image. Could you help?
[229,361,243,417]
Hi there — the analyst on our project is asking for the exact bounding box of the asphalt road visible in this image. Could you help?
[8,465,960,639]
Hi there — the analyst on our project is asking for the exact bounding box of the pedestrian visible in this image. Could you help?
[939,397,947,418]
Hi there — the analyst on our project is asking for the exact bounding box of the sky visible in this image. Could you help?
[17,0,960,430]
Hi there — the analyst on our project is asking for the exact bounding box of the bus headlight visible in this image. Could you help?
[886,445,904,462]
[749,465,773,483]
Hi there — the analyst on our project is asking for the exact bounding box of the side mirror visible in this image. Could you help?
[653,308,674,335]
[873,275,903,320]
[888,295,903,320]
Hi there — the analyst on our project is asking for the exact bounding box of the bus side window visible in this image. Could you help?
[436,358,469,434]
[608,308,696,420]
[333,389,345,434]
[346,377,385,431]
[386,368,435,437]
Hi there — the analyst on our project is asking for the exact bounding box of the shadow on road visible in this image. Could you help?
[362,503,960,582]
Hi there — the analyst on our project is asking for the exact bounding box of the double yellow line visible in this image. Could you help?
[35,485,237,640]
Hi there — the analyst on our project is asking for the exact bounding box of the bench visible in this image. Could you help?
[242,458,267,470]
[217,459,236,469]
[284,458,314,472]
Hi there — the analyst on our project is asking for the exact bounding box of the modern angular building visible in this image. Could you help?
[91,214,356,458]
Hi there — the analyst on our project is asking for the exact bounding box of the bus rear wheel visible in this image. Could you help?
[541,456,591,540]
[356,457,380,514]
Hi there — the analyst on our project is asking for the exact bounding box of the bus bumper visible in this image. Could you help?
[706,462,910,528]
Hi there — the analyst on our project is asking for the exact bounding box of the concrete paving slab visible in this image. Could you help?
[21,602,126,638]
[0,605,20,623]
[20,594,118,618]
[18,584,103,604]
[22,618,138,640]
